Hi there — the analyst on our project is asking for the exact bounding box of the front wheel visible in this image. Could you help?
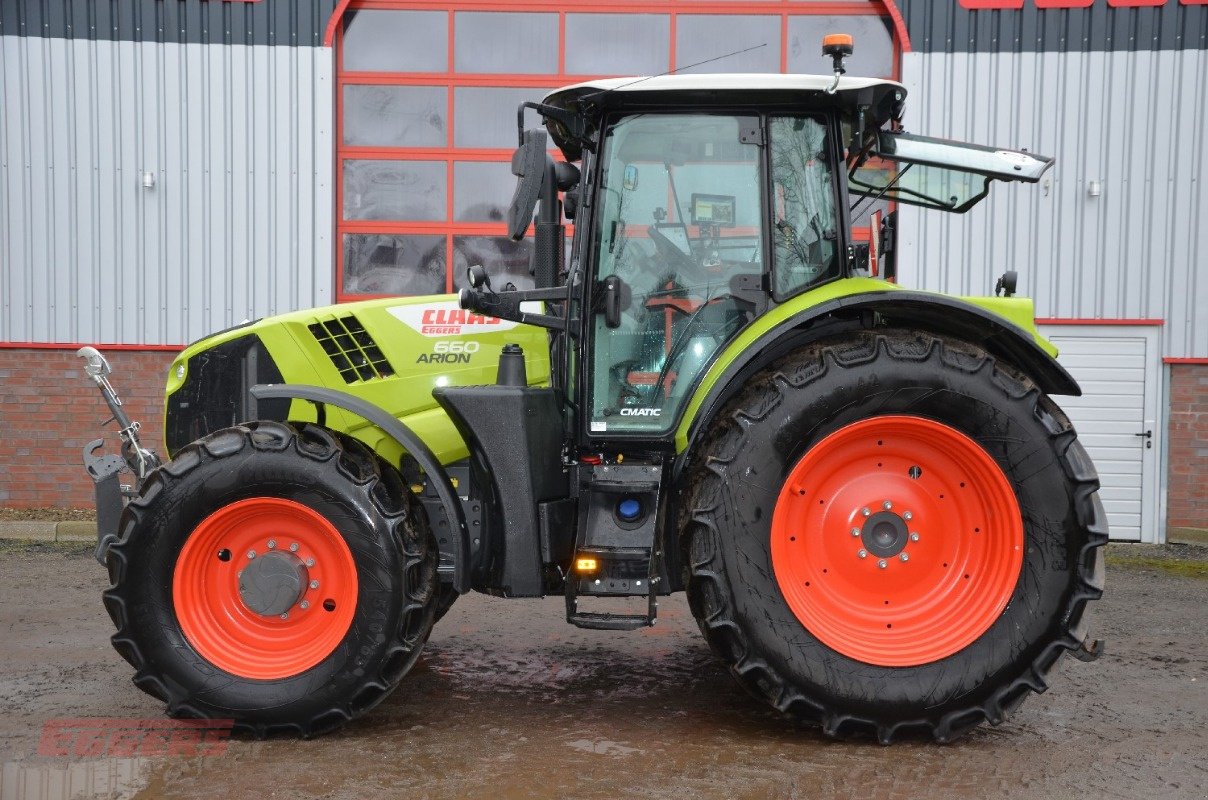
[103,421,438,737]
[680,331,1107,742]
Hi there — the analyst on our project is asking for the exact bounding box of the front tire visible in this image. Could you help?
[679,331,1107,742]
[103,421,438,736]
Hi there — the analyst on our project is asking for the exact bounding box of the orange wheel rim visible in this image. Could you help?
[173,497,358,680]
[771,415,1023,667]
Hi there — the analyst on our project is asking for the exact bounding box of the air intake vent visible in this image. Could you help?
[308,315,395,383]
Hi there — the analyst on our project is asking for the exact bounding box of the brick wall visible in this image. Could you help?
[1167,363,1208,531]
[0,348,176,508]
[1,348,1205,531]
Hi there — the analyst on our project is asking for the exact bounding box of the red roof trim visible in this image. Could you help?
[0,342,184,352]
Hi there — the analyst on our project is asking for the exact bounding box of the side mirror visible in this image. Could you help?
[507,129,549,241]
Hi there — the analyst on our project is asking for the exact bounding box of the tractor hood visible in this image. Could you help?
[163,295,551,464]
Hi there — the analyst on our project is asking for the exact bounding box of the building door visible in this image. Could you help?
[1040,324,1164,543]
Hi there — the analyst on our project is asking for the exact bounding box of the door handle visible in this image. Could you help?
[1134,429,1152,448]
[600,275,625,329]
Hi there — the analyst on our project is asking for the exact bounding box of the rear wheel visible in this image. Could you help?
[104,421,438,736]
[680,331,1107,742]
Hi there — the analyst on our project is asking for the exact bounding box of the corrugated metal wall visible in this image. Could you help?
[898,49,1208,359]
[0,35,334,345]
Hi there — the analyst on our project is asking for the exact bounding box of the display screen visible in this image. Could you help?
[690,193,736,226]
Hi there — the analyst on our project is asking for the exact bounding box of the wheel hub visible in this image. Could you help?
[239,550,307,616]
[861,511,909,558]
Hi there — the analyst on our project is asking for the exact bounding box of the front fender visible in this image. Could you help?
[675,278,1079,453]
[249,383,471,594]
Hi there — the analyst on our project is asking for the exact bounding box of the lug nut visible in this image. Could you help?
[883,500,892,511]
[850,527,861,537]
[861,507,871,517]
[246,550,256,560]
[267,539,276,549]
[910,532,920,542]
[305,558,316,567]
[900,553,909,562]
[858,549,868,559]
[310,580,320,589]
[280,612,289,620]
[289,542,299,552]
[903,511,913,521]
[300,600,310,610]
[878,559,888,569]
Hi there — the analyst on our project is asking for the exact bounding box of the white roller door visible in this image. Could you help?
[1040,324,1163,543]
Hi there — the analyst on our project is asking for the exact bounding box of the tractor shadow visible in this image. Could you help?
[362,595,952,746]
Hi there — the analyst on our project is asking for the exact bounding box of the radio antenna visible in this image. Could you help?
[577,43,768,104]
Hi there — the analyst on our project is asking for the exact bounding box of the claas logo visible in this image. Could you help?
[388,301,521,338]
[418,308,502,336]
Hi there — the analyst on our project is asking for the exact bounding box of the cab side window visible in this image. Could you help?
[768,116,839,297]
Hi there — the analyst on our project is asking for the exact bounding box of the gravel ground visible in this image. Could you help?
[0,508,96,522]
[0,541,1204,800]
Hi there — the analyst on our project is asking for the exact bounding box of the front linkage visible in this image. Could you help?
[77,347,161,563]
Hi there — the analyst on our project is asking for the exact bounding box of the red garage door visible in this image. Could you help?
[334,0,902,301]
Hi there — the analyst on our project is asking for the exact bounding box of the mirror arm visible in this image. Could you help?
[458,285,579,336]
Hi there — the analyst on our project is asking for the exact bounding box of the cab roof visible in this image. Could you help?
[541,73,906,159]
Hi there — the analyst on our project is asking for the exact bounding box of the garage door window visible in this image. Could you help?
[335,2,900,301]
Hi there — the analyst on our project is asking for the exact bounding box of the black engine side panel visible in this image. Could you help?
[165,334,287,456]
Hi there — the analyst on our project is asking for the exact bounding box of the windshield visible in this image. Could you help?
[587,113,760,436]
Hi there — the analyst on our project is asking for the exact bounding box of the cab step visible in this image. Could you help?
[564,549,659,630]
[564,461,665,630]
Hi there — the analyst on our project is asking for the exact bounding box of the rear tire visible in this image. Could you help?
[103,421,438,737]
[679,331,1107,742]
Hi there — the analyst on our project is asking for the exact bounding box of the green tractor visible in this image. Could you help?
[78,41,1106,743]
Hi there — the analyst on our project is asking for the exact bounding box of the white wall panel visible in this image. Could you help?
[0,36,334,345]
[899,49,1208,359]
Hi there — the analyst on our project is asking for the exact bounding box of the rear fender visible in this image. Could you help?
[675,284,1080,460]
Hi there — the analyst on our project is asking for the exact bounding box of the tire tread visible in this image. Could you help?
[679,331,1107,743]
[102,420,437,738]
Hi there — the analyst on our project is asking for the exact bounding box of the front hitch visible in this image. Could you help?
[76,347,162,563]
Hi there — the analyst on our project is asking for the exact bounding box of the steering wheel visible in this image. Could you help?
[647,223,707,284]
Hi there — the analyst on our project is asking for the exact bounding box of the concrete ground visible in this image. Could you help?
[0,539,1205,800]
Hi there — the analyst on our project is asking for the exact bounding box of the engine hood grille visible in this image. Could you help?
[308,315,395,383]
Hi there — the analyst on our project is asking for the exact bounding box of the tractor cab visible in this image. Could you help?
[457,71,1054,448]
[442,63,1060,627]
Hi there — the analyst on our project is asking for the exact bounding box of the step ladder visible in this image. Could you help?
[564,546,661,630]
